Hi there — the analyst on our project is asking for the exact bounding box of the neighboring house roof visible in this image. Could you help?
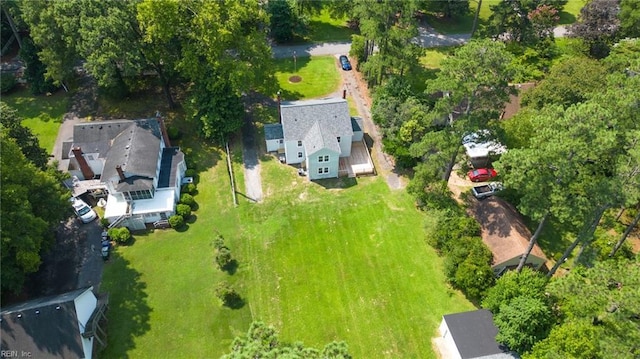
[501,82,536,120]
[443,309,517,359]
[463,130,507,159]
[157,147,184,188]
[72,120,134,158]
[1,287,93,358]
[264,124,284,141]
[280,98,353,143]
[469,197,547,268]
[102,119,162,187]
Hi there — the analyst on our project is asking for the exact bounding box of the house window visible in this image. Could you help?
[323,167,329,173]
[298,152,303,158]
[318,168,323,174]
[278,139,283,144]
[337,137,341,143]
[297,140,302,147]
[318,156,323,162]
[324,155,329,162]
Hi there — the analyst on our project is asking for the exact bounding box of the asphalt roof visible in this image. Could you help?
[303,120,340,155]
[280,98,353,147]
[264,124,284,141]
[71,120,134,158]
[157,147,184,188]
[443,309,516,359]
[469,197,548,267]
[1,287,92,358]
[102,119,162,185]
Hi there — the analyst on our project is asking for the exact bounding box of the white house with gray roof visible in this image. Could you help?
[62,118,186,230]
[265,97,365,180]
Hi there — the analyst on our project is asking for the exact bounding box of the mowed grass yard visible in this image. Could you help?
[101,154,474,358]
[100,54,473,358]
[2,87,69,154]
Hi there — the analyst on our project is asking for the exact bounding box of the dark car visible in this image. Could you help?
[339,55,352,71]
[467,168,498,182]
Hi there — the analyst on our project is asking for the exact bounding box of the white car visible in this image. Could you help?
[71,197,97,223]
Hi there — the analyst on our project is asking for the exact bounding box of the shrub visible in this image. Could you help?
[212,234,226,250]
[168,214,184,229]
[1,73,17,94]
[167,125,180,140]
[181,183,197,195]
[176,203,191,218]
[215,281,242,307]
[100,218,110,228]
[185,169,197,178]
[216,247,233,269]
[108,227,131,244]
[180,193,196,209]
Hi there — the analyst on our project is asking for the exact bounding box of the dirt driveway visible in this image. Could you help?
[337,56,407,190]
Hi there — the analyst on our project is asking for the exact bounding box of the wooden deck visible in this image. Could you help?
[339,140,375,177]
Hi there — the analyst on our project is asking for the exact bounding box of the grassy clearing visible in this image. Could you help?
[307,8,356,43]
[424,1,492,35]
[2,87,69,153]
[101,148,474,358]
[559,0,585,25]
[274,56,341,100]
[420,47,454,69]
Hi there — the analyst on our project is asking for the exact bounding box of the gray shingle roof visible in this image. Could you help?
[71,120,134,158]
[264,124,283,140]
[443,309,517,359]
[102,119,162,184]
[157,147,184,188]
[280,98,353,147]
[303,120,340,155]
[1,288,92,359]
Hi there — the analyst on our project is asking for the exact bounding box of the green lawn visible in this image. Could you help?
[420,47,454,69]
[426,0,584,34]
[559,0,586,25]
[100,54,473,358]
[274,56,342,100]
[2,87,69,154]
[101,152,474,358]
[307,8,356,43]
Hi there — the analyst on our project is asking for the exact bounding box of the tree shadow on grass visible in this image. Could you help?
[222,259,239,275]
[313,177,357,189]
[99,252,151,358]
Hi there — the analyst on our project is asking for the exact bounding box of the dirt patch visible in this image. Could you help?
[289,75,302,83]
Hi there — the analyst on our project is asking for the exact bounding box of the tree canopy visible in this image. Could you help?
[221,321,352,359]
[1,133,71,294]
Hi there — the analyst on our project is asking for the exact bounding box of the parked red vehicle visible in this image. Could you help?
[467,168,498,182]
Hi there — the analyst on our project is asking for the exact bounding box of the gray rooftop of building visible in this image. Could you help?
[280,98,353,143]
[264,124,284,141]
[102,119,162,186]
[1,287,92,358]
[443,309,518,359]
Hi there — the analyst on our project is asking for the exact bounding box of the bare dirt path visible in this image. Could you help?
[337,57,407,190]
[241,111,264,203]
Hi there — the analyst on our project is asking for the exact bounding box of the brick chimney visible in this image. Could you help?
[342,88,347,99]
[115,165,126,181]
[157,116,171,147]
[71,147,95,180]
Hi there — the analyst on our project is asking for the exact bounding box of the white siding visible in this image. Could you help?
[337,135,353,157]
[285,140,305,164]
[307,148,339,180]
[439,319,462,359]
[74,288,98,359]
[266,139,283,152]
